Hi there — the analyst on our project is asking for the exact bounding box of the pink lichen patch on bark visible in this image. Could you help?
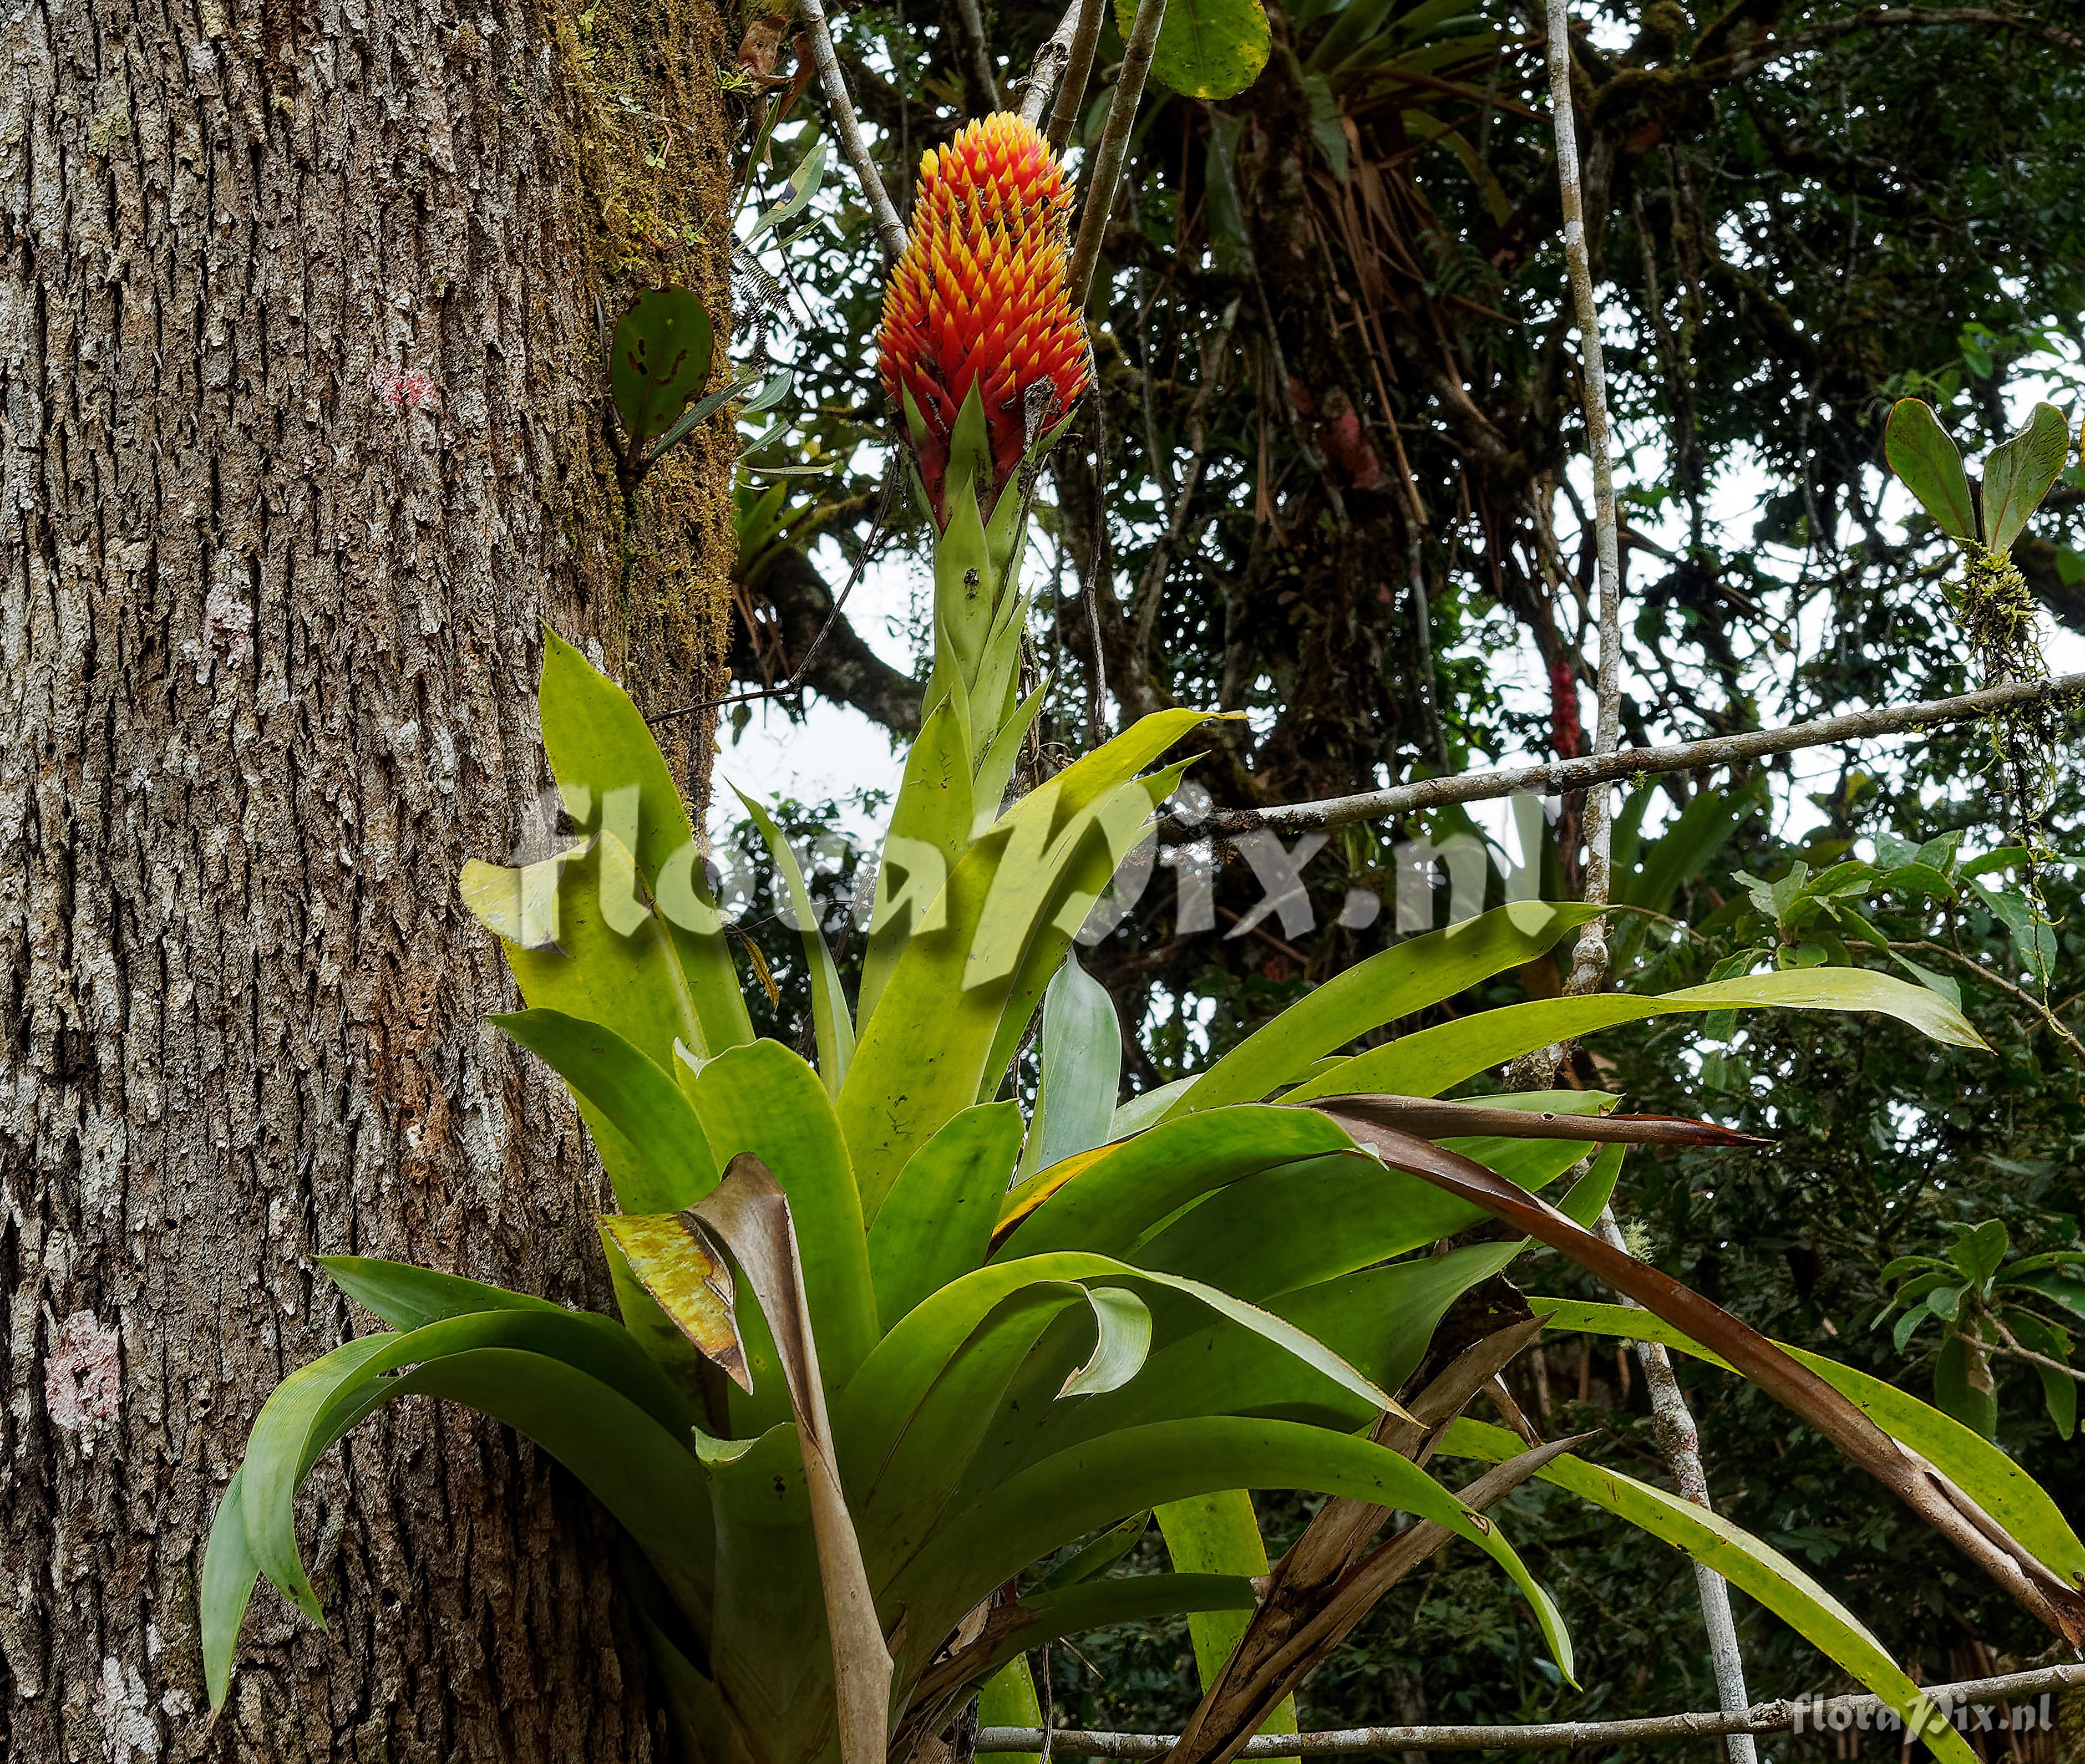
[371,365,438,409]
[47,1310,123,1432]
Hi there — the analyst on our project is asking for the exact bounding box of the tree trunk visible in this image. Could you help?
[1,0,740,1751]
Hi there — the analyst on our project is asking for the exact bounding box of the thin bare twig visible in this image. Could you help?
[1020,0,1087,130]
[797,0,908,260]
[1199,672,2085,836]
[1722,7,2085,77]
[1045,0,1108,149]
[1544,1,1752,1750]
[1889,939,2085,1066]
[972,1661,2085,1755]
[1985,1313,2085,1382]
[647,463,901,724]
[1029,0,1109,143]
[1592,1211,1758,1764]
[1067,0,1168,306]
[1545,0,1622,997]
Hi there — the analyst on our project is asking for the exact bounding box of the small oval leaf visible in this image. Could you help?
[1885,398,1978,548]
[611,287,716,453]
[1119,0,1271,99]
[1981,400,2072,556]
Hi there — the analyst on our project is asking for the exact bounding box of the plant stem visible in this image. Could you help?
[1042,0,1107,146]
[1021,0,1090,130]
[1988,1312,2085,1381]
[1890,939,2085,1066]
[970,1660,2085,1753]
[1544,0,1621,999]
[797,0,909,260]
[1198,672,2085,836]
[1067,0,1167,306]
[1594,1212,1759,1764]
[1544,0,1753,1752]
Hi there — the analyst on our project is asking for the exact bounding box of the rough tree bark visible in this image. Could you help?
[1,0,740,1752]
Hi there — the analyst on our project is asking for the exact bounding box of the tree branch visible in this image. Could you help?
[1724,7,2085,75]
[729,548,925,735]
[1035,0,1106,143]
[1067,0,1168,305]
[1019,0,1084,129]
[953,0,1003,111]
[973,1661,2085,1755]
[1546,8,1756,1751]
[797,0,909,260]
[1202,673,2085,836]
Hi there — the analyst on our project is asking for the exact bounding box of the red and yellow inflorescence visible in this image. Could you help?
[877,113,1092,527]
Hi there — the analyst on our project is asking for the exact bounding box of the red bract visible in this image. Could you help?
[876,113,1092,527]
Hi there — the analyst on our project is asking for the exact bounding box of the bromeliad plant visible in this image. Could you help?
[203,115,2085,1764]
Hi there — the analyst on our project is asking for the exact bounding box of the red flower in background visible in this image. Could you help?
[1548,655,1582,759]
[877,113,1092,527]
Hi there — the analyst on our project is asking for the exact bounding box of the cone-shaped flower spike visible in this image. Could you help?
[877,113,1092,529]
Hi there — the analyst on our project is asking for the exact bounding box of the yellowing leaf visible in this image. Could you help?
[1119,0,1270,99]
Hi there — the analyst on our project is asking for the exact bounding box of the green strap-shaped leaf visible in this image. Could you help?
[460,841,590,950]
[1981,401,2072,556]
[1884,398,1979,547]
[971,680,1051,839]
[494,1007,721,1213]
[884,1417,1571,1692]
[1531,1298,2085,1590]
[734,789,856,1096]
[855,1285,1089,1580]
[966,738,1201,995]
[975,1656,1044,1763]
[932,1576,1262,1722]
[985,1158,1623,1488]
[1018,953,1123,1180]
[1440,1418,1980,1764]
[474,835,709,1196]
[318,1254,576,1331]
[998,1105,1359,1259]
[836,1249,1399,1489]
[1161,902,1600,1121]
[538,629,753,1055]
[224,1316,707,1685]
[975,765,1195,1102]
[1155,1494,1298,1764]
[1285,965,1986,1102]
[745,136,828,241]
[1061,1287,1154,1397]
[645,368,768,465]
[694,1422,838,1764]
[200,1466,260,1710]
[1134,1097,1614,1302]
[859,693,977,1026]
[1111,1075,1195,1137]
[869,1101,1026,1331]
[840,710,1209,1216]
[1036,1511,1150,1590]
[688,1042,880,1396]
